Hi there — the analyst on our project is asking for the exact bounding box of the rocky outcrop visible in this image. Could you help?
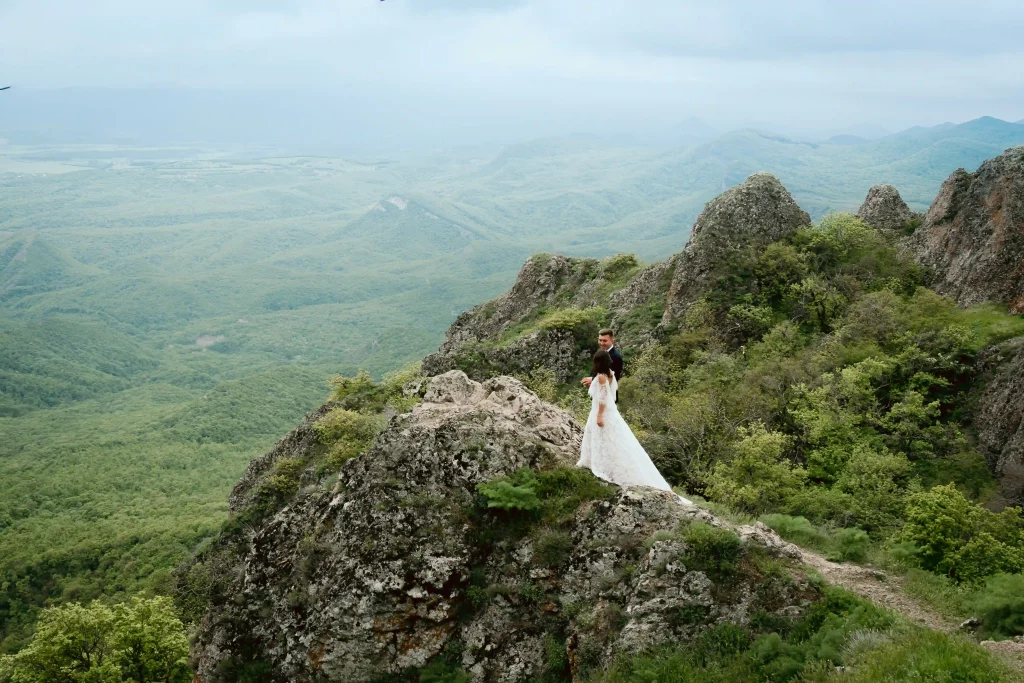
[426,255,601,363]
[906,147,1024,313]
[188,371,811,682]
[663,172,811,322]
[228,401,339,513]
[974,336,1024,506]
[422,254,665,382]
[856,184,917,232]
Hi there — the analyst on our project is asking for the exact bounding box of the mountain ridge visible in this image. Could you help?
[179,147,1024,680]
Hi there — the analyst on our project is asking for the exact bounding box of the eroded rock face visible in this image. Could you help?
[421,255,602,381]
[421,254,668,382]
[189,371,811,682]
[663,172,811,322]
[906,147,1024,313]
[856,184,916,232]
[228,401,339,513]
[974,336,1024,506]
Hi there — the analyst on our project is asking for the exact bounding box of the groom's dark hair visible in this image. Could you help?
[599,328,615,338]
[592,349,613,378]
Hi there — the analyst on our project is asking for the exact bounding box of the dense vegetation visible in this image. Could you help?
[4,121,1024,670]
[0,597,189,683]
[502,213,1024,645]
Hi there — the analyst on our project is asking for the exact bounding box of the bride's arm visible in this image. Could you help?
[596,375,607,427]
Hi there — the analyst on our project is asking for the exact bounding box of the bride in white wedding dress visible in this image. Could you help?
[576,349,692,504]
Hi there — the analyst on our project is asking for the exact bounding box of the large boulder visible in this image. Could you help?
[857,184,917,232]
[186,371,809,682]
[663,172,811,322]
[906,147,1024,313]
[974,337,1024,506]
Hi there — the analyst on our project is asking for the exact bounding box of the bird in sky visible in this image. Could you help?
[0,86,10,91]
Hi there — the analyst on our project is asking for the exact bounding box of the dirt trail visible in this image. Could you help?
[798,550,955,632]
[799,549,1024,674]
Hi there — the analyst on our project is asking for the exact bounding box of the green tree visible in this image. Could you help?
[706,423,807,514]
[900,484,1024,582]
[111,597,190,683]
[2,598,188,683]
[2,601,121,683]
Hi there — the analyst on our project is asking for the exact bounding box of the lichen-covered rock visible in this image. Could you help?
[187,371,814,682]
[663,172,811,322]
[228,401,339,513]
[424,327,584,384]
[974,336,1024,506]
[422,253,662,382]
[906,147,1024,313]
[424,255,600,366]
[856,184,917,232]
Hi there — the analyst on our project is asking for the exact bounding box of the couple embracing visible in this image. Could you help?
[575,329,692,504]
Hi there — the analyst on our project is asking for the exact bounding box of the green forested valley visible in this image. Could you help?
[2,116,1024,658]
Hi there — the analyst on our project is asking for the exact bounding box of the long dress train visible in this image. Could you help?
[576,374,692,504]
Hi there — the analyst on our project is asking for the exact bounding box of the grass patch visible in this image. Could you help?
[834,628,1011,682]
[759,514,870,563]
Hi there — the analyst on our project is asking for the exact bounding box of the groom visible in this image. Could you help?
[581,328,623,401]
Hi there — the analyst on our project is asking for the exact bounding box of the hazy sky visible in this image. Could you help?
[2,0,1023,138]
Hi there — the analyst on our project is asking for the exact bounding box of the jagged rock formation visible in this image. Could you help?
[424,173,811,381]
[663,172,811,322]
[974,337,1024,506]
[856,184,917,232]
[228,401,339,513]
[187,371,809,682]
[905,146,1024,313]
[422,253,666,382]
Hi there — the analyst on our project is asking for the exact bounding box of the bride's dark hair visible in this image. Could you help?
[591,349,613,378]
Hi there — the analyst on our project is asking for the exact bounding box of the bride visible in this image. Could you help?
[576,349,692,504]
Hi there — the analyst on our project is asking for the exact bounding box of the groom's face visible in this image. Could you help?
[598,334,613,350]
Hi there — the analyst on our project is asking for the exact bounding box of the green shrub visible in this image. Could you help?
[972,572,1024,639]
[727,303,775,340]
[414,659,471,683]
[784,487,857,527]
[706,424,807,515]
[514,367,558,403]
[599,588,909,683]
[313,407,382,444]
[328,369,377,403]
[752,242,808,307]
[680,523,744,581]
[833,446,911,532]
[477,471,541,512]
[789,276,848,332]
[536,306,609,345]
[760,514,830,551]
[834,628,1009,683]
[313,408,383,471]
[533,467,615,524]
[534,529,573,568]
[830,528,870,563]
[899,484,1024,582]
[600,253,640,282]
[250,457,307,515]
[543,634,569,679]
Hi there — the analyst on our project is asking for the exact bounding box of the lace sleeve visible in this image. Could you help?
[594,375,612,407]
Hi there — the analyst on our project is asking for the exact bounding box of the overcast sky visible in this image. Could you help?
[2,0,1023,138]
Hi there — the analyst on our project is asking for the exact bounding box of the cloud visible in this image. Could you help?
[1,0,1022,132]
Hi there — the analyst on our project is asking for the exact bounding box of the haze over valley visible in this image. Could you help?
[3,1,1024,678]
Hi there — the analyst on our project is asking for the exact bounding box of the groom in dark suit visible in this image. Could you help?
[581,328,623,401]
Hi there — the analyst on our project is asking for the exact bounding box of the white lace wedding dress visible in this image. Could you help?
[576,374,692,504]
